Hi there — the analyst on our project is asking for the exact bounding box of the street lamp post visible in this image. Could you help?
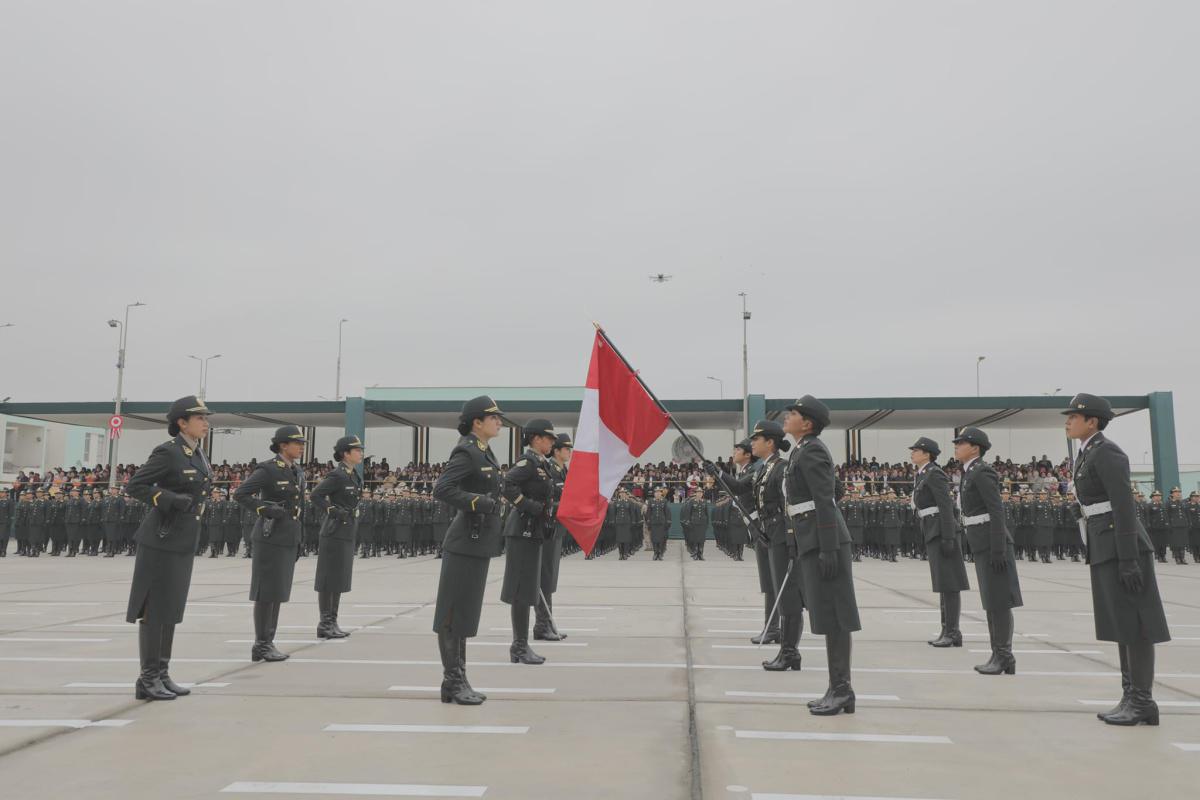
[975,356,986,397]
[107,302,146,489]
[188,354,222,399]
[336,318,349,400]
[706,376,724,399]
[739,293,751,437]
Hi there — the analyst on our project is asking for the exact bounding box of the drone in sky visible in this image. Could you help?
[648,273,673,284]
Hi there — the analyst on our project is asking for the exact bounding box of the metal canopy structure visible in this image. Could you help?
[0,390,1179,490]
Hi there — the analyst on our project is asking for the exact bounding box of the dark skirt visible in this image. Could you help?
[315,536,355,593]
[768,539,804,616]
[926,540,971,593]
[501,537,542,606]
[1091,552,1170,643]
[223,525,241,545]
[615,524,634,544]
[883,526,900,547]
[29,525,47,547]
[972,543,1023,611]
[1034,525,1053,548]
[127,545,195,625]
[1150,527,1168,550]
[650,525,670,546]
[250,540,298,603]
[798,542,861,635]
[848,526,864,545]
[1170,527,1190,549]
[684,524,706,547]
[433,551,490,637]
[398,524,413,545]
[539,532,563,595]
[755,541,774,594]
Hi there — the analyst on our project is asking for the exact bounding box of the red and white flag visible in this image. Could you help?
[557,329,670,556]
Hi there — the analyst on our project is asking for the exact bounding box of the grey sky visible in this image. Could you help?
[2,2,1197,466]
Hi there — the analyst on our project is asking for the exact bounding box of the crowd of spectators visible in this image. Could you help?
[1,452,1088,501]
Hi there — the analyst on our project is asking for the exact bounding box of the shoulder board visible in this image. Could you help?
[275,460,285,467]
[163,439,176,447]
[516,459,529,467]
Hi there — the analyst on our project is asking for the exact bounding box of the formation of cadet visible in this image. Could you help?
[0,485,148,558]
[589,490,645,559]
[343,488,452,560]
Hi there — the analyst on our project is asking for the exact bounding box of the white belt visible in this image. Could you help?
[787,501,816,516]
[917,506,940,518]
[962,513,991,526]
[1081,501,1112,518]
[749,511,759,521]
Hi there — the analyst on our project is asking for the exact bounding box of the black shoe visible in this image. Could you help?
[975,653,1015,675]
[136,623,176,701]
[533,628,566,642]
[1101,691,1158,726]
[809,684,855,716]
[751,630,781,645]
[929,631,962,648]
[440,668,485,705]
[251,642,290,662]
[762,649,802,671]
[510,641,546,665]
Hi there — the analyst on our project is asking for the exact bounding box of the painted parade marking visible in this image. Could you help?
[468,641,588,647]
[352,604,423,609]
[553,606,614,611]
[967,649,1100,655]
[324,723,528,735]
[17,602,103,606]
[700,607,760,613]
[726,691,900,701]
[707,629,763,635]
[549,616,606,621]
[225,639,348,645]
[882,609,942,614]
[734,730,952,744]
[279,625,382,631]
[0,719,133,728]
[0,637,111,643]
[65,682,231,689]
[1172,743,1200,752]
[488,626,597,633]
[221,781,487,797]
[190,603,254,608]
[711,645,828,651]
[1079,699,1200,708]
[750,794,954,800]
[388,685,555,694]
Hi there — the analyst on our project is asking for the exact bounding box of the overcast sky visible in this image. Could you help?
[2,2,1197,465]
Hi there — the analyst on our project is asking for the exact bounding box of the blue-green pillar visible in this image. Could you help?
[344,396,366,477]
[1148,391,1180,493]
[746,393,766,433]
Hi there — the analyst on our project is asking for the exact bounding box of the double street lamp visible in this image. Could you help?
[107,302,146,489]
[188,354,222,399]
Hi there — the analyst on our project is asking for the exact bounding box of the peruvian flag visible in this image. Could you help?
[558,330,670,556]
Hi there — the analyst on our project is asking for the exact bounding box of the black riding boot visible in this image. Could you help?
[975,611,1000,673]
[930,592,963,647]
[251,601,288,662]
[811,631,855,716]
[159,623,190,695]
[976,609,1015,675]
[329,593,349,637]
[438,629,483,705]
[135,622,175,701]
[534,594,566,641]
[458,636,486,701]
[762,614,803,671]
[316,592,338,639]
[1103,640,1158,726]
[751,592,781,645]
[509,604,545,665]
[1097,644,1133,720]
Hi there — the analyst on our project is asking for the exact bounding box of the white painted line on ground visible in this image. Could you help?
[67,624,136,629]
[554,606,613,611]
[388,686,555,695]
[187,614,228,617]
[882,609,941,614]
[191,603,253,608]
[225,639,347,645]
[726,691,900,701]
[708,629,762,634]
[352,604,423,609]
[339,614,396,619]
[1079,699,1200,708]
[65,682,231,689]
[700,607,759,612]
[468,641,587,647]
[902,620,982,625]
[488,626,597,633]
[325,723,528,735]
[734,730,952,744]
[1173,743,1200,752]
[711,645,828,651]
[706,618,769,623]
[0,612,44,615]
[1169,637,1200,641]
[550,616,606,621]
[17,602,103,606]
[0,719,133,728]
[751,794,953,800]
[280,625,382,631]
[221,781,487,797]
[967,649,1101,655]
[1173,624,1200,628]
[0,637,111,643]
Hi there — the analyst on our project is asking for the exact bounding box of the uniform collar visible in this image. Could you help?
[962,457,978,473]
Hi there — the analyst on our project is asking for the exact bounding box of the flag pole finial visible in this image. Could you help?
[592,321,603,332]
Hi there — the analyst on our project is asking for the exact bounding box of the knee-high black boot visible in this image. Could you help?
[975,610,999,672]
[135,622,175,700]
[329,593,349,637]
[534,594,565,641]
[1097,644,1132,720]
[930,593,947,644]
[438,629,483,705]
[931,592,963,647]
[316,592,337,639]
[977,609,1015,675]
[509,604,545,665]
[1103,640,1158,725]
[251,600,288,662]
[811,632,855,716]
[752,592,781,645]
[158,623,189,695]
[457,636,486,701]
[762,614,802,671]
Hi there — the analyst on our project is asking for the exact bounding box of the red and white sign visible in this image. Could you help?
[557,330,669,555]
[109,415,123,439]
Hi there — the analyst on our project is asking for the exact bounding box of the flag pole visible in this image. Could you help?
[591,322,763,541]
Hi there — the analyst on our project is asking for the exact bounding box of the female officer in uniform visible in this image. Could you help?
[954,426,1022,676]
[909,437,970,648]
[1065,393,1170,726]
[125,395,212,701]
[310,435,365,640]
[722,421,802,671]
[782,396,861,716]
[432,396,506,705]
[234,425,307,663]
[501,418,559,665]
[534,433,572,641]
